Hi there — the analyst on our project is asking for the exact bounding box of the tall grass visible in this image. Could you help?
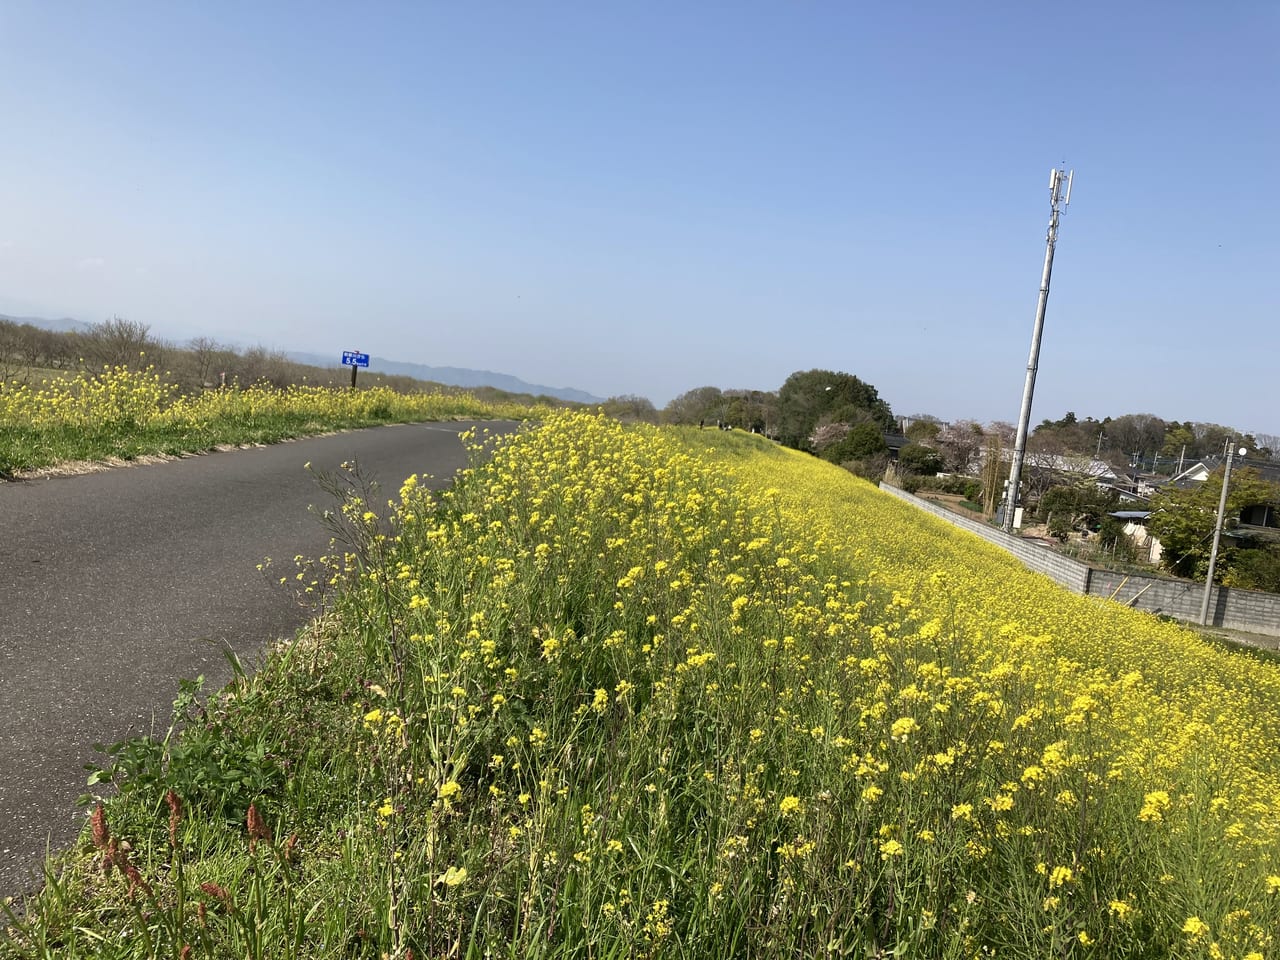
[5,413,1279,958]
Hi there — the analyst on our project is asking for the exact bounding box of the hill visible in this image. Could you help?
[286,351,602,404]
[0,313,92,334]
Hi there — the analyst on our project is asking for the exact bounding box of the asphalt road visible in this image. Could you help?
[0,421,519,899]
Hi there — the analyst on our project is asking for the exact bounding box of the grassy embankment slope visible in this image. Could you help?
[5,412,1280,958]
[0,364,549,477]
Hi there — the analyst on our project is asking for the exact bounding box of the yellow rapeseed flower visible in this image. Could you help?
[1182,916,1210,939]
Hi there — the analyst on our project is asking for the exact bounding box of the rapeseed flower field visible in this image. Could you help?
[8,411,1280,959]
[0,364,545,474]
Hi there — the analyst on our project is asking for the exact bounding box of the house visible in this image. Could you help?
[1098,483,1150,505]
[1108,510,1162,562]
[976,449,1118,486]
[1163,455,1280,550]
[1167,456,1280,489]
[883,433,909,460]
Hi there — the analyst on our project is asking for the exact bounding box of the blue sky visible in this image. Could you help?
[1,2,1276,433]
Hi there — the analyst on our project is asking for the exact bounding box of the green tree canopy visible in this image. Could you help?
[1039,484,1120,539]
[822,422,888,465]
[898,442,943,476]
[600,394,659,424]
[661,386,724,425]
[904,419,942,442]
[776,369,893,451]
[1148,468,1280,581]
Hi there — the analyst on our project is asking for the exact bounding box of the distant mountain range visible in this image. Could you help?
[284,352,602,404]
[0,313,92,333]
[0,312,603,404]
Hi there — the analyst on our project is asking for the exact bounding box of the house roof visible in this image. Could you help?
[1109,510,1152,520]
[1098,483,1150,503]
[1225,525,1280,545]
[1169,456,1280,488]
[1023,452,1118,480]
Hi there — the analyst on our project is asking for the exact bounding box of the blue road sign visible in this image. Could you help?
[341,351,370,367]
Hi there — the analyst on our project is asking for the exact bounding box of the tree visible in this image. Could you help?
[36,326,76,369]
[935,420,985,474]
[898,443,943,476]
[662,386,724,426]
[1021,434,1109,506]
[1223,547,1280,592]
[1039,483,1119,539]
[0,320,38,383]
[1147,468,1280,581]
[775,369,893,451]
[78,316,154,369]
[986,421,1016,446]
[601,395,659,424]
[904,416,942,442]
[1160,423,1198,465]
[1104,413,1167,465]
[185,336,227,389]
[823,422,888,465]
[1252,434,1280,461]
[980,433,1006,518]
[723,391,751,430]
[733,390,780,436]
[1190,423,1236,459]
[235,345,296,388]
[1032,411,1103,455]
[809,422,851,454]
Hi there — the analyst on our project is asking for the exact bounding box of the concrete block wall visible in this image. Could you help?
[879,483,1280,638]
[1084,568,1204,621]
[1087,569,1280,638]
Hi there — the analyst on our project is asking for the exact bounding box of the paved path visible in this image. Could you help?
[0,421,518,899]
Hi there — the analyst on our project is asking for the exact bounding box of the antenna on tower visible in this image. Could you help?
[1001,165,1074,533]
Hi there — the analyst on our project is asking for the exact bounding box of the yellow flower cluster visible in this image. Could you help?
[329,411,1280,956]
[0,365,544,431]
[1,363,548,471]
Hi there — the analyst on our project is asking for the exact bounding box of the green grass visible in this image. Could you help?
[3,414,390,475]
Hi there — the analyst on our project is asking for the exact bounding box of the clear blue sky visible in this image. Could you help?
[1,2,1276,433]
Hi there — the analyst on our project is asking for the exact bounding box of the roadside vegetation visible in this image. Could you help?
[0,314,563,477]
[6,413,1280,958]
[0,363,548,477]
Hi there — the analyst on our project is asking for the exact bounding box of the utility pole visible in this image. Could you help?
[1200,441,1245,626]
[1003,167,1073,533]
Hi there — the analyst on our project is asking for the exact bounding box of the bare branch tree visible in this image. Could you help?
[78,316,154,369]
[935,420,985,474]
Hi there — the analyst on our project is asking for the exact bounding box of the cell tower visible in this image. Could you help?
[1002,167,1073,533]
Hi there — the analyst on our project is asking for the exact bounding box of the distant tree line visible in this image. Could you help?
[1030,410,1276,470]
